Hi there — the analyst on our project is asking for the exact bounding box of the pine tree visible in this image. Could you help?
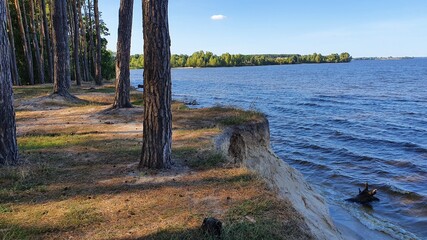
[0,0,19,165]
[113,0,134,108]
[139,0,172,169]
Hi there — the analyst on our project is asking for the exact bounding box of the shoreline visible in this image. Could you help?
[214,117,342,239]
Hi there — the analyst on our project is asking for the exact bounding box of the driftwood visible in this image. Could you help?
[346,182,379,204]
[201,217,222,237]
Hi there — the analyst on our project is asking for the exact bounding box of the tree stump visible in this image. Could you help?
[346,182,379,204]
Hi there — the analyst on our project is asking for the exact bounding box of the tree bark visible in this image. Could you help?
[5,0,20,86]
[87,0,95,80]
[14,0,35,85]
[71,0,81,85]
[113,0,134,108]
[64,1,71,88]
[29,0,45,84]
[67,2,75,82]
[37,0,45,84]
[0,0,19,165]
[49,0,55,80]
[78,0,89,82]
[21,0,36,85]
[93,0,102,85]
[40,0,53,83]
[139,0,172,169]
[52,0,72,97]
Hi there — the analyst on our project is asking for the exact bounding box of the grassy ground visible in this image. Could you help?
[0,82,311,240]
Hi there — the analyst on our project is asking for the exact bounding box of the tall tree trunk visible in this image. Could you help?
[78,0,90,82]
[49,0,55,80]
[21,0,36,84]
[72,0,81,85]
[52,0,72,97]
[14,0,35,85]
[139,0,172,169]
[5,0,20,86]
[41,0,53,83]
[37,0,45,84]
[68,1,75,82]
[87,0,95,80]
[29,0,45,84]
[93,0,102,85]
[0,0,19,165]
[64,0,71,88]
[113,0,134,108]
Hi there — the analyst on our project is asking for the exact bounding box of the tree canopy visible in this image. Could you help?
[130,51,352,69]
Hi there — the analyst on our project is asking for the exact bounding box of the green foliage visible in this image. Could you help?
[101,48,115,80]
[130,51,352,69]
[130,54,144,69]
[7,0,115,84]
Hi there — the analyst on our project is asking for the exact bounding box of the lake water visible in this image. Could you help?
[130,59,427,239]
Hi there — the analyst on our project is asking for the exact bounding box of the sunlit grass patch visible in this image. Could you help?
[0,204,12,213]
[173,128,220,141]
[18,134,91,151]
[61,203,102,228]
[218,110,264,126]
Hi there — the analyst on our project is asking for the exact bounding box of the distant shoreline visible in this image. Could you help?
[130,51,352,69]
[354,56,415,61]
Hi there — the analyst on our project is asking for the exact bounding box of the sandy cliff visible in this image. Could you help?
[215,117,343,240]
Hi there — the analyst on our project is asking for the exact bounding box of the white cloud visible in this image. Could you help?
[211,15,227,21]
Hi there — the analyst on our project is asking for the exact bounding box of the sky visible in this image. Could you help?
[99,0,427,57]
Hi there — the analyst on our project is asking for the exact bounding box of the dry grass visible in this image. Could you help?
[0,83,311,240]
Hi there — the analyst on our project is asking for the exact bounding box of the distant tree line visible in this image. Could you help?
[5,0,115,86]
[130,51,352,69]
[354,56,414,61]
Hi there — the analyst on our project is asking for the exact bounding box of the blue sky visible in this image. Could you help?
[100,0,427,57]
